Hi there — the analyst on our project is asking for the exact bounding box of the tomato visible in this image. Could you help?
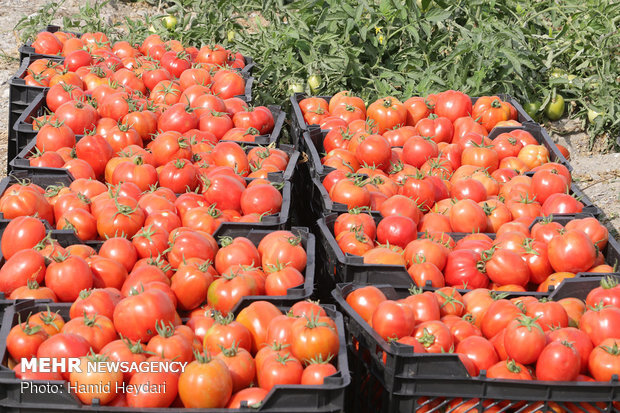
[100,338,147,382]
[371,300,415,340]
[125,356,179,407]
[366,97,406,134]
[0,216,46,259]
[171,260,213,311]
[43,253,93,302]
[547,327,593,373]
[374,215,416,248]
[449,199,487,233]
[525,300,568,331]
[7,318,49,361]
[503,315,546,365]
[588,338,620,382]
[236,301,283,353]
[227,387,269,408]
[472,96,512,132]
[37,332,91,380]
[542,193,584,215]
[290,314,339,365]
[211,70,246,100]
[345,286,387,324]
[9,280,58,301]
[450,178,487,202]
[146,322,193,363]
[535,340,580,381]
[98,236,138,273]
[484,248,530,287]
[544,94,565,120]
[301,359,338,385]
[32,31,62,54]
[62,313,117,352]
[96,197,146,239]
[55,99,98,134]
[579,305,620,346]
[487,359,532,380]
[548,229,596,273]
[70,288,120,320]
[113,288,176,342]
[456,335,498,375]
[203,312,253,355]
[258,353,303,390]
[444,249,489,289]
[480,299,522,339]
[401,289,441,325]
[411,320,452,354]
[565,217,609,250]
[70,354,123,405]
[434,90,472,122]
[401,136,439,169]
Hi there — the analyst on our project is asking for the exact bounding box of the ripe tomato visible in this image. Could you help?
[0,216,46,259]
[480,299,522,339]
[291,314,339,365]
[455,335,498,375]
[434,90,472,122]
[535,340,580,381]
[372,300,415,340]
[44,254,93,302]
[366,97,406,133]
[7,318,49,361]
[413,320,452,353]
[236,301,283,353]
[547,327,593,373]
[547,229,596,273]
[258,354,303,390]
[487,359,532,380]
[444,249,488,289]
[504,315,546,365]
[579,306,620,346]
[588,338,620,382]
[113,288,176,342]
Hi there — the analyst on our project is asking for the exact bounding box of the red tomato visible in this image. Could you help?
[504,315,546,365]
[535,340,580,381]
[456,335,498,375]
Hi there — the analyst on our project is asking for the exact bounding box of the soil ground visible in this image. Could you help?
[0,0,618,237]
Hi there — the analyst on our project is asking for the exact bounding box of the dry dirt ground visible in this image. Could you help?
[0,1,618,237]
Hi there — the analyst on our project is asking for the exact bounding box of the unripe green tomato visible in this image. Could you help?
[549,68,566,79]
[163,15,177,30]
[544,95,565,121]
[288,83,304,94]
[227,30,235,42]
[307,75,321,92]
[523,101,541,119]
[588,109,603,122]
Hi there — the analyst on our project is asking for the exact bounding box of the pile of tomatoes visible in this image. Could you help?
[347,277,620,384]
[0,215,309,309]
[303,92,581,224]
[333,209,612,291]
[6,298,341,408]
[0,166,286,241]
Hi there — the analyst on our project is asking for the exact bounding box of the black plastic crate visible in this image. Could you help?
[7,55,64,172]
[10,131,299,183]
[302,121,572,178]
[0,225,315,311]
[0,297,349,413]
[333,282,620,411]
[0,171,73,228]
[317,212,620,291]
[289,92,536,149]
[348,348,617,413]
[0,168,292,240]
